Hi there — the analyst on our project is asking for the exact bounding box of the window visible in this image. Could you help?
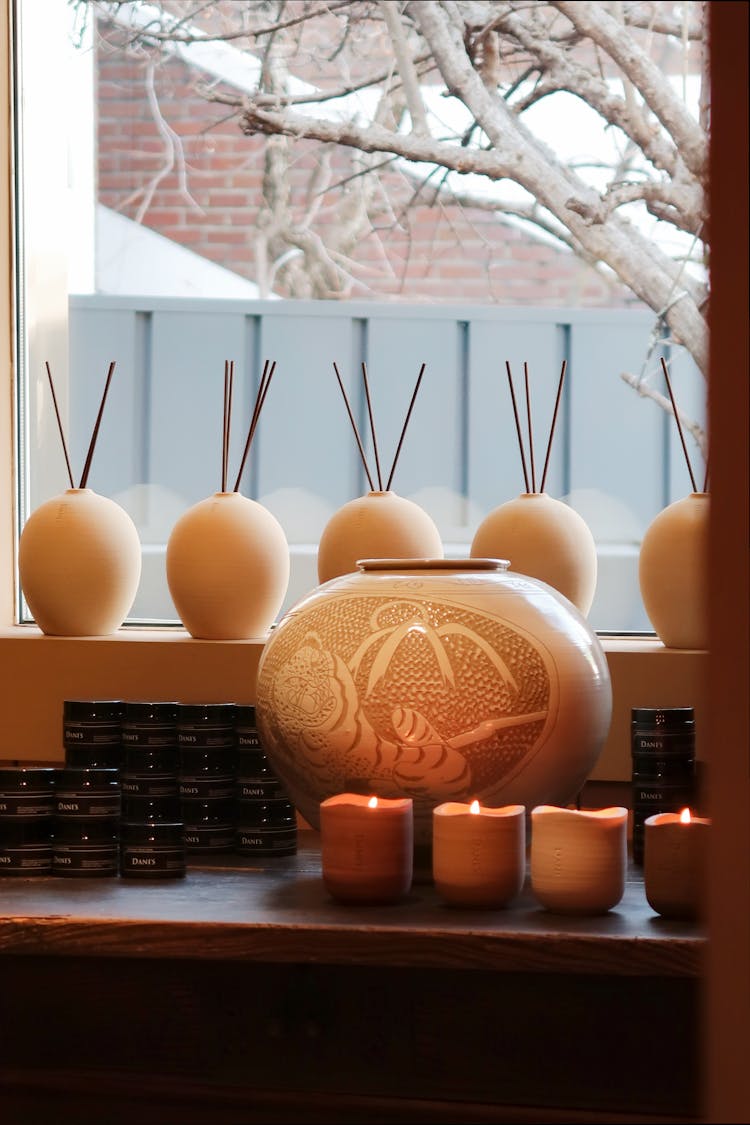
[1,1,710,778]
[15,0,707,633]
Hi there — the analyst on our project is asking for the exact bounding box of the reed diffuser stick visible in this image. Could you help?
[233,360,276,494]
[79,361,116,489]
[660,356,698,493]
[505,361,530,494]
[361,362,383,491]
[226,359,235,492]
[539,359,567,494]
[221,360,230,493]
[386,362,427,492]
[523,361,536,494]
[45,361,75,489]
[332,362,376,492]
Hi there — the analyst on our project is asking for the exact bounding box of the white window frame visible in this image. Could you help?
[0,0,707,782]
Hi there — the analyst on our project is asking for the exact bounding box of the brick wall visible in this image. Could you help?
[96,38,640,308]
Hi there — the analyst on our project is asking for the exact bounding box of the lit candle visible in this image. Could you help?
[530,805,628,915]
[432,800,525,908]
[644,808,710,920]
[319,793,413,904]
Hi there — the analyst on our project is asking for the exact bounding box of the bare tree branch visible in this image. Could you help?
[90,0,710,380]
[552,1,707,177]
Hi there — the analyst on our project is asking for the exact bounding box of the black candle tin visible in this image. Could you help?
[235,798,297,856]
[181,797,236,852]
[52,817,119,877]
[179,741,236,800]
[0,817,54,875]
[631,706,696,864]
[122,701,178,748]
[55,768,121,818]
[234,704,262,750]
[0,766,56,817]
[119,821,186,878]
[63,699,123,768]
[121,793,182,823]
[177,703,236,749]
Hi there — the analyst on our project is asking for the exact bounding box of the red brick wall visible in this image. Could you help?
[96,39,640,308]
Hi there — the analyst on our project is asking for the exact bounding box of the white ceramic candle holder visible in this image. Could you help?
[530,804,628,915]
[432,801,525,908]
[319,793,413,904]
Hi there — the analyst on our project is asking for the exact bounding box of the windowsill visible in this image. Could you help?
[0,829,703,973]
[0,625,708,779]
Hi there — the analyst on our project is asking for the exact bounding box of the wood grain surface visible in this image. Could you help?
[0,831,703,977]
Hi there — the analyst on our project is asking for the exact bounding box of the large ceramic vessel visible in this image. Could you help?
[19,488,142,636]
[255,558,612,849]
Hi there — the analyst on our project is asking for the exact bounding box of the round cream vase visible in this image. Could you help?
[317,491,443,584]
[18,488,142,636]
[255,558,613,851]
[470,492,597,616]
[638,492,708,649]
[166,491,290,640]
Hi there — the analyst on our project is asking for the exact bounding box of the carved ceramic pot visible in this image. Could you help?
[255,558,612,850]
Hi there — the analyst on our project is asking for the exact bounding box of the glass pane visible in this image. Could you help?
[16,0,708,632]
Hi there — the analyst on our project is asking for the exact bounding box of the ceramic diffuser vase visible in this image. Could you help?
[472,492,597,615]
[318,490,442,583]
[470,360,597,616]
[317,362,443,584]
[638,359,709,650]
[166,359,290,639]
[18,361,142,636]
[20,488,141,636]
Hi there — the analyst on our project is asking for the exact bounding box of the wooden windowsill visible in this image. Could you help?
[0,831,703,1122]
[0,830,703,977]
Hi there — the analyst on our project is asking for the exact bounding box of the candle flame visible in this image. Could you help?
[470,799,481,814]
[368,796,378,809]
[680,807,692,824]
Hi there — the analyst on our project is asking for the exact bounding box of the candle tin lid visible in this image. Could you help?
[57,767,120,792]
[177,703,236,724]
[123,701,179,723]
[120,821,185,847]
[631,707,695,728]
[0,766,57,792]
[121,794,182,821]
[63,700,124,722]
[55,818,119,845]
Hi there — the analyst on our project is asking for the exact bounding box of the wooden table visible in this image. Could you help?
[0,832,704,1124]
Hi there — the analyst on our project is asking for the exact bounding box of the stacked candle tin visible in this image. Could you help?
[235,704,297,856]
[0,766,56,875]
